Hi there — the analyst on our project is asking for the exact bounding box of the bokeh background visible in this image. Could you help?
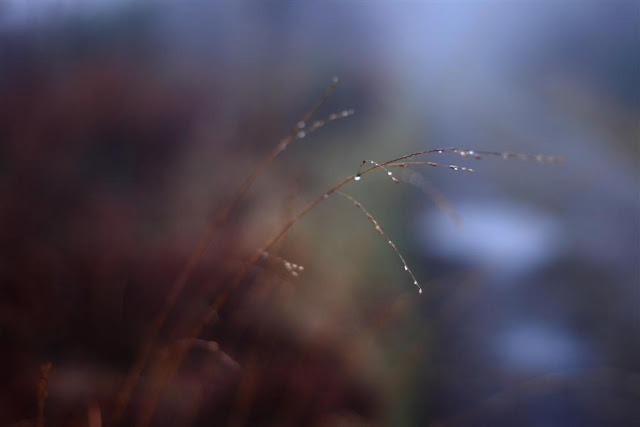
[1,1,638,426]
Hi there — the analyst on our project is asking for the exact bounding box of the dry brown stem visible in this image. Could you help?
[153,146,562,402]
[112,78,341,422]
[36,362,52,427]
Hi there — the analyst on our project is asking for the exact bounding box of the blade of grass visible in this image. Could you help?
[335,190,422,293]
[193,147,562,339]
[136,147,562,425]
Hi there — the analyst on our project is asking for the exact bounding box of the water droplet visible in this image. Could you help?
[450,166,459,171]
[322,193,329,199]
[468,150,475,155]
[297,121,306,129]
[387,171,393,176]
[332,76,339,84]
[404,266,408,271]
[414,280,418,286]
[354,175,361,181]
[297,131,306,139]
[419,289,423,294]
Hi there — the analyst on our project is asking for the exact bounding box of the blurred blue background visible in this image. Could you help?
[1,1,638,426]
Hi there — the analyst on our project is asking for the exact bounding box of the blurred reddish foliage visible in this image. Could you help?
[0,39,377,425]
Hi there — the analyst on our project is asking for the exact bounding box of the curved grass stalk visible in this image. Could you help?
[191,147,562,339]
[135,147,562,425]
[335,190,422,293]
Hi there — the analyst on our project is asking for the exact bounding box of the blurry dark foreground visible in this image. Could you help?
[0,4,384,426]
